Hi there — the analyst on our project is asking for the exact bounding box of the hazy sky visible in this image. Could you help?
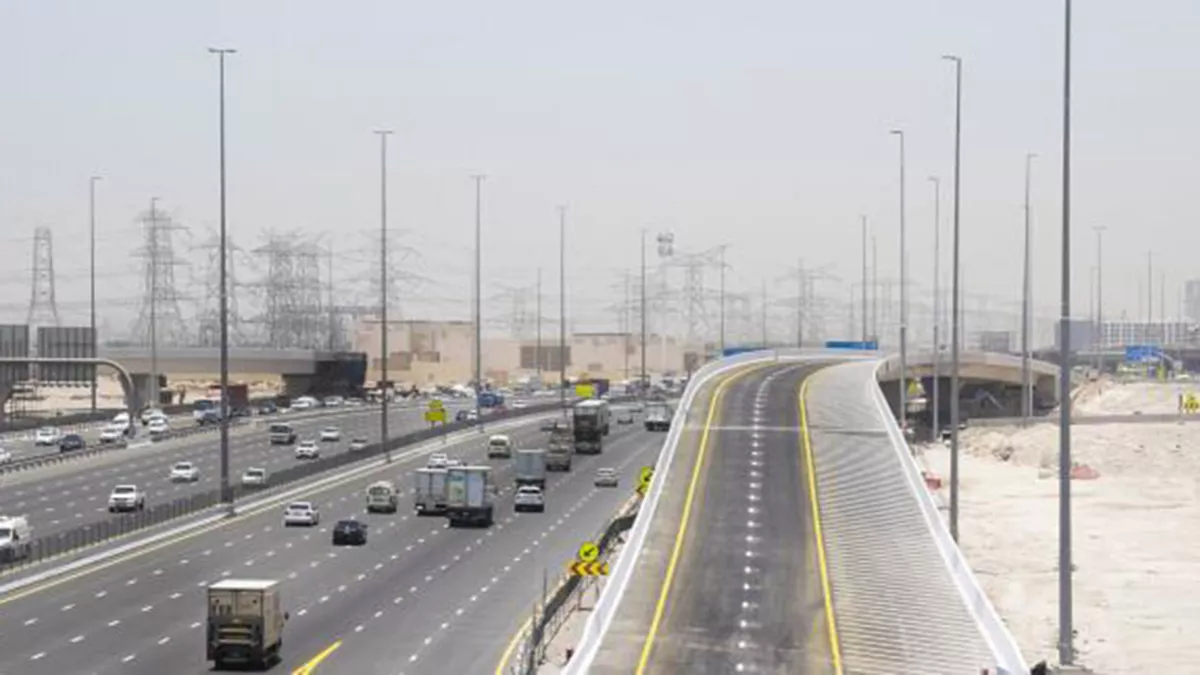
[2,1,1198,342]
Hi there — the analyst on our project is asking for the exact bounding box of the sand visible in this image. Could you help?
[1074,378,1195,416]
[7,375,283,416]
[920,407,1200,674]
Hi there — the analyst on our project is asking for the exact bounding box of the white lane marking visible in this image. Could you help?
[108,619,121,627]
[61,603,75,611]
[70,635,85,643]
[122,654,136,663]
[158,636,171,645]
[31,652,46,660]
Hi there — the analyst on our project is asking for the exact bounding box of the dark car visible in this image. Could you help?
[257,401,278,415]
[59,434,86,453]
[332,519,368,546]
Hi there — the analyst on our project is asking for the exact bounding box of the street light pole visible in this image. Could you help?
[1093,225,1106,368]
[558,206,568,417]
[472,175,485,424]
[891,129,908,432]
[640,229,647,396]
[861,215,868,344]
[89,175,102,413]
[374,129,393,461]
[942,53,963,542]
[1022,153,1037,424]
[149,196,160,413]
[719,245,727,355]
[208,46,236,512]
[1058,0,1076,664]
[928,176,941,440]
[536,268,542,380]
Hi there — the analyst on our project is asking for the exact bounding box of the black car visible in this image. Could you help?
[257,401,278,415]
[59,434,86,453]
[455,409,470,423]
[332,519,368,546]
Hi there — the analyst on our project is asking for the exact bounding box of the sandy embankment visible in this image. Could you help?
[921,381,1200,675]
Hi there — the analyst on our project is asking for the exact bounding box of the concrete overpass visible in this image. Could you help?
[877,350,1061,426]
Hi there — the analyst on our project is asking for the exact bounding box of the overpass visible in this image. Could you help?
[877,349,1061,425]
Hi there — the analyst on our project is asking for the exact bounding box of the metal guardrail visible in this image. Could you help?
[0,401,565,574]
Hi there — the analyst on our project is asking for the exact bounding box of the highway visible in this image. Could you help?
[587,362,837,675]
[0,412,664,675]
[0,403,465,540]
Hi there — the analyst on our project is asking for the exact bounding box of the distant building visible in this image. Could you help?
[1055,319,1097,352]
[1186,280,1200,324]
[977,330,1013,354]
[1097,321,1195,348]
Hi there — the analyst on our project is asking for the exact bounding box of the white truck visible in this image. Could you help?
[445,465,494,527]
[268,423,296,446]
[514,449,547,489]
[414,467,448,515]
[206,579,287,670]
[0,516,32,563]
[546,427,573,472]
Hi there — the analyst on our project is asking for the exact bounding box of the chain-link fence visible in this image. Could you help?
[0,401,565,575]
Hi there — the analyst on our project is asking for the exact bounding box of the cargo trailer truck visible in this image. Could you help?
[414,468,448,515]
[445,466,494,527]
[514,449,547,488]
[206,579,287,670]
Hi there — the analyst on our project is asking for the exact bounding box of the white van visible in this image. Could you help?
[0,516,32,562]
[486,434,513,459]
[365,481,398,513]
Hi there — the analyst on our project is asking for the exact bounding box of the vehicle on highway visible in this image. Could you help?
[486,434,513,459]
[348,437,369,452]
[617,409,635,425]
[0,446,11,465]
[515,448,547,488]
[242,467,268,487]
[291,396,319,410]
[269,422,297,445]
[540,419,558,432]
[0,516,32,562]
[257,400,278,415]
[428,452,450,469]
[99,423,127,444]
[207,579,287,670]
[148,416,170,438]
[107,484,145,512]
[594,467,619,488]
[140,407,164,425]
[514,485,545,513]
[323,395,344,407]
[446,465,495,527]
[59,433,86,453]
[193,398,220,425]
[512,400,528,409]
[282,501,320,527]
[644,402,672,432]
[34,426,62,446]
[414,468,448,515]
[332,518,368,545]
[319,426,341,442]
[574,399,610,454]
[365,480,399,513]
[169,461,200,482]
[112,411,132,429]
[294,440,320,460]
[445,457,464,468]
[547,425,573,472]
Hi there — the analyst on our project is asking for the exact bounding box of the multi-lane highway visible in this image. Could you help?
[587,361,837,675]
[0,410,663,675]
[0,403,463,540]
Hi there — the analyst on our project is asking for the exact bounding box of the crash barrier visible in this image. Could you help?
[0,401,566,575]
[509,497,641,675]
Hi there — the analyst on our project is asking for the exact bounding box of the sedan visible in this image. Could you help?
[514,486,545,513]
[34,427,62,446]
[319,426,341,442]
[148,417,170,437]
[295,441,320,460]
[0,447,12,464]
[348,437,369,452]
[594,468,619,488]
[332,519,368,546]
[59,434,86,453]
[169,461,199,482]
[99,425,126,444]
[283,501,320,527]
[616,411,635,425]
[242,467,268,487]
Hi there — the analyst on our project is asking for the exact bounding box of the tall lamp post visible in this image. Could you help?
[640,229,648,396]
[148,196,161,414]
[88,175,103,413]
[861,215,868,344]
[207,47,236,512]
[928,176,941,441]
[1058,0,1077,665]
[472,175,485,425]
[1021,153,1037,424]
[559,206,568,417]
[890,129,908,432]
[374,129,393,461]
[941,53,963,542]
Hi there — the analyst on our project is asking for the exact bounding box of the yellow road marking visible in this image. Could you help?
[799,375,845,675]
[495,613,535,675]
[634,365,753,674]
[292,639,342,675]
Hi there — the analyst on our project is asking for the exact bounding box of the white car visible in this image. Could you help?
[112,412,131,428]
[148,417,170,437]
[427,453,449,469]
[445,457,464,468]
[242,467,268,487]
[99,424,126,444]
[512,400,528,410]
[514,486,545,513]
[34,427,62,446]
[295,441,320,460]
[594,468,619,488]
[323,396,344,408]
[140,408,164,425]
[282,501,320,527]
[169,461,199,482]
[319,426,341,442]
[107,485,145,512]
[0,447,12,465]
[348,437,369,452]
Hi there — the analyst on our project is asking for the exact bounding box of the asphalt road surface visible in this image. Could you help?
[0,413,664,675]
[0,403,466,540]
[589,362,836,675]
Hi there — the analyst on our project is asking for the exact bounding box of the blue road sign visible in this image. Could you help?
[1124,345,1162,363]
[825,340,879,350]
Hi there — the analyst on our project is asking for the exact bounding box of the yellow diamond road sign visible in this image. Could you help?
[577,542,599,563]
[637,466,654,495]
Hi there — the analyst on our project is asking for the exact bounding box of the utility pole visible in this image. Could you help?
[1094,225,1107,365]
[929,177,941,439]
[149,196,160,411]
[891,129,908,432]
[472,175,485,424]
[871,235,878,344]
[327,244,335,351]
[623,269,630,381]
[1022,153,1037,423]
[719,245,727,355]
[640,230,648,396]
[796,259,805,348]
[89,175,102,413]
[760,280,767,347]
[374,129,393,461]
[942,52,963,542]
[1058,0,1076,665]
[861,215,868,344]
[1147,251,1153,329]
[208,46,236,512]
[536,268,543,380]
[558,206,568,418]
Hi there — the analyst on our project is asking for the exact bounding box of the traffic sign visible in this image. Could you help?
[428,399,445,410]
[637,466,654,496]
[424,409,446,423]
[575,384,595,399]
[577,541,599,563]
[568,561,609,576]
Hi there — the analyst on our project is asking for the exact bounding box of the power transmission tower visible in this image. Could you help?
[252,231,325,349]
[27,226,61,327]
[132,204,190,346]
[196,231,245,347]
